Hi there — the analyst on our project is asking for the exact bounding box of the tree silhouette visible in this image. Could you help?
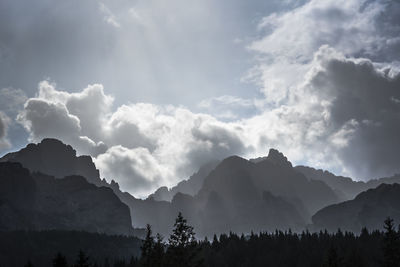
[150,233,165,267]
[140,224,155,267]
[383,217,400,267]
[165,212,198,267]
[74,250,90,267]
[52,252,68,267]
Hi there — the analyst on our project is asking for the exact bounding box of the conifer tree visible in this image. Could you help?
[165,212,198,267]
[140,224,155,267]
[150,233,165,267]
[383,217,400,267]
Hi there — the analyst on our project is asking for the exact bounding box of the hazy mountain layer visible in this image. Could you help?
[148,160,220,201]
[296,165,400,200]
[312,183,400,232]
[6,138,400,238]
[0,162,133,235]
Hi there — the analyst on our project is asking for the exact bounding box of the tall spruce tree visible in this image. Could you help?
[383,217,400,267]
[165,212,198,267]
[140,224,155,267]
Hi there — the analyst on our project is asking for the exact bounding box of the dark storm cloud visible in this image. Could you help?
[310,57,400,179]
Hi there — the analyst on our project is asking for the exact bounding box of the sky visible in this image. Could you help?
[0,0,400,198]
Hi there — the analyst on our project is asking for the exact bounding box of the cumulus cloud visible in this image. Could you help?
[245,0,400,179]
[17,82,251,196]
[95,146,164,198]
[17,81,109,156]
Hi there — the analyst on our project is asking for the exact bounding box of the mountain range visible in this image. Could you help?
[1,138,400,237]
[0,161,132,235]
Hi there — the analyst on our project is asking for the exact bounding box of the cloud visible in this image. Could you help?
[17,81,109,156]
[306,50,400,178]
[0,112,10,151]
[7,0,400,195]
[244,0,400,179]
[198,95,260,120]
[99,2,121,28]
[17,82,251,196]
[0,88,27,116]
[94,146,164,198]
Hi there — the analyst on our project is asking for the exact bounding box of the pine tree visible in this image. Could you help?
[151,233,165,267]
[383,217,400,267]
[165,212,197,267]
[140,224,155,267]
[52,252,68,267]
[74,250,90,267]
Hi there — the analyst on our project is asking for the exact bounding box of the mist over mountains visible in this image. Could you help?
[1,138,400,238]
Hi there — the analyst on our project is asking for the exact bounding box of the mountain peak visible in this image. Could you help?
[266,149,292,168]
[0,138,101,185]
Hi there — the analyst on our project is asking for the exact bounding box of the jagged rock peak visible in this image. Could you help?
[266,148,292,168]
[0,138,101,185]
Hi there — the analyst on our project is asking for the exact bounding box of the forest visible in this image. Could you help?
[11,214,400,267]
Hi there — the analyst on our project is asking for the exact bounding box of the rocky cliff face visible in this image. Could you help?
[0,162,133,235]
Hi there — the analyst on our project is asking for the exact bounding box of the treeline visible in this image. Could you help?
[10,216,400,267]
[0,230,141,267]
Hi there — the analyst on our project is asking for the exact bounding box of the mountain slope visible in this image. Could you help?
[312,183,400,232]
[0,162,133,235]
[296,165,400,200]
[1,138,101,185]
[149,160,220,201]
[0,138,149,230]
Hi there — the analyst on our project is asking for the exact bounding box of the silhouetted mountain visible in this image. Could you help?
[148,160,220,201]
[1,138,101,185]
[0,138,146,233]
[0,162,133,235]
[189,153,340,233]
[0,139,341,237]
[296,165,400,200]
[312,183,400,232]
[250,148,292,168]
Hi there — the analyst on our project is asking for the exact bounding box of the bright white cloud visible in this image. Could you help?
[17,82,252,197]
